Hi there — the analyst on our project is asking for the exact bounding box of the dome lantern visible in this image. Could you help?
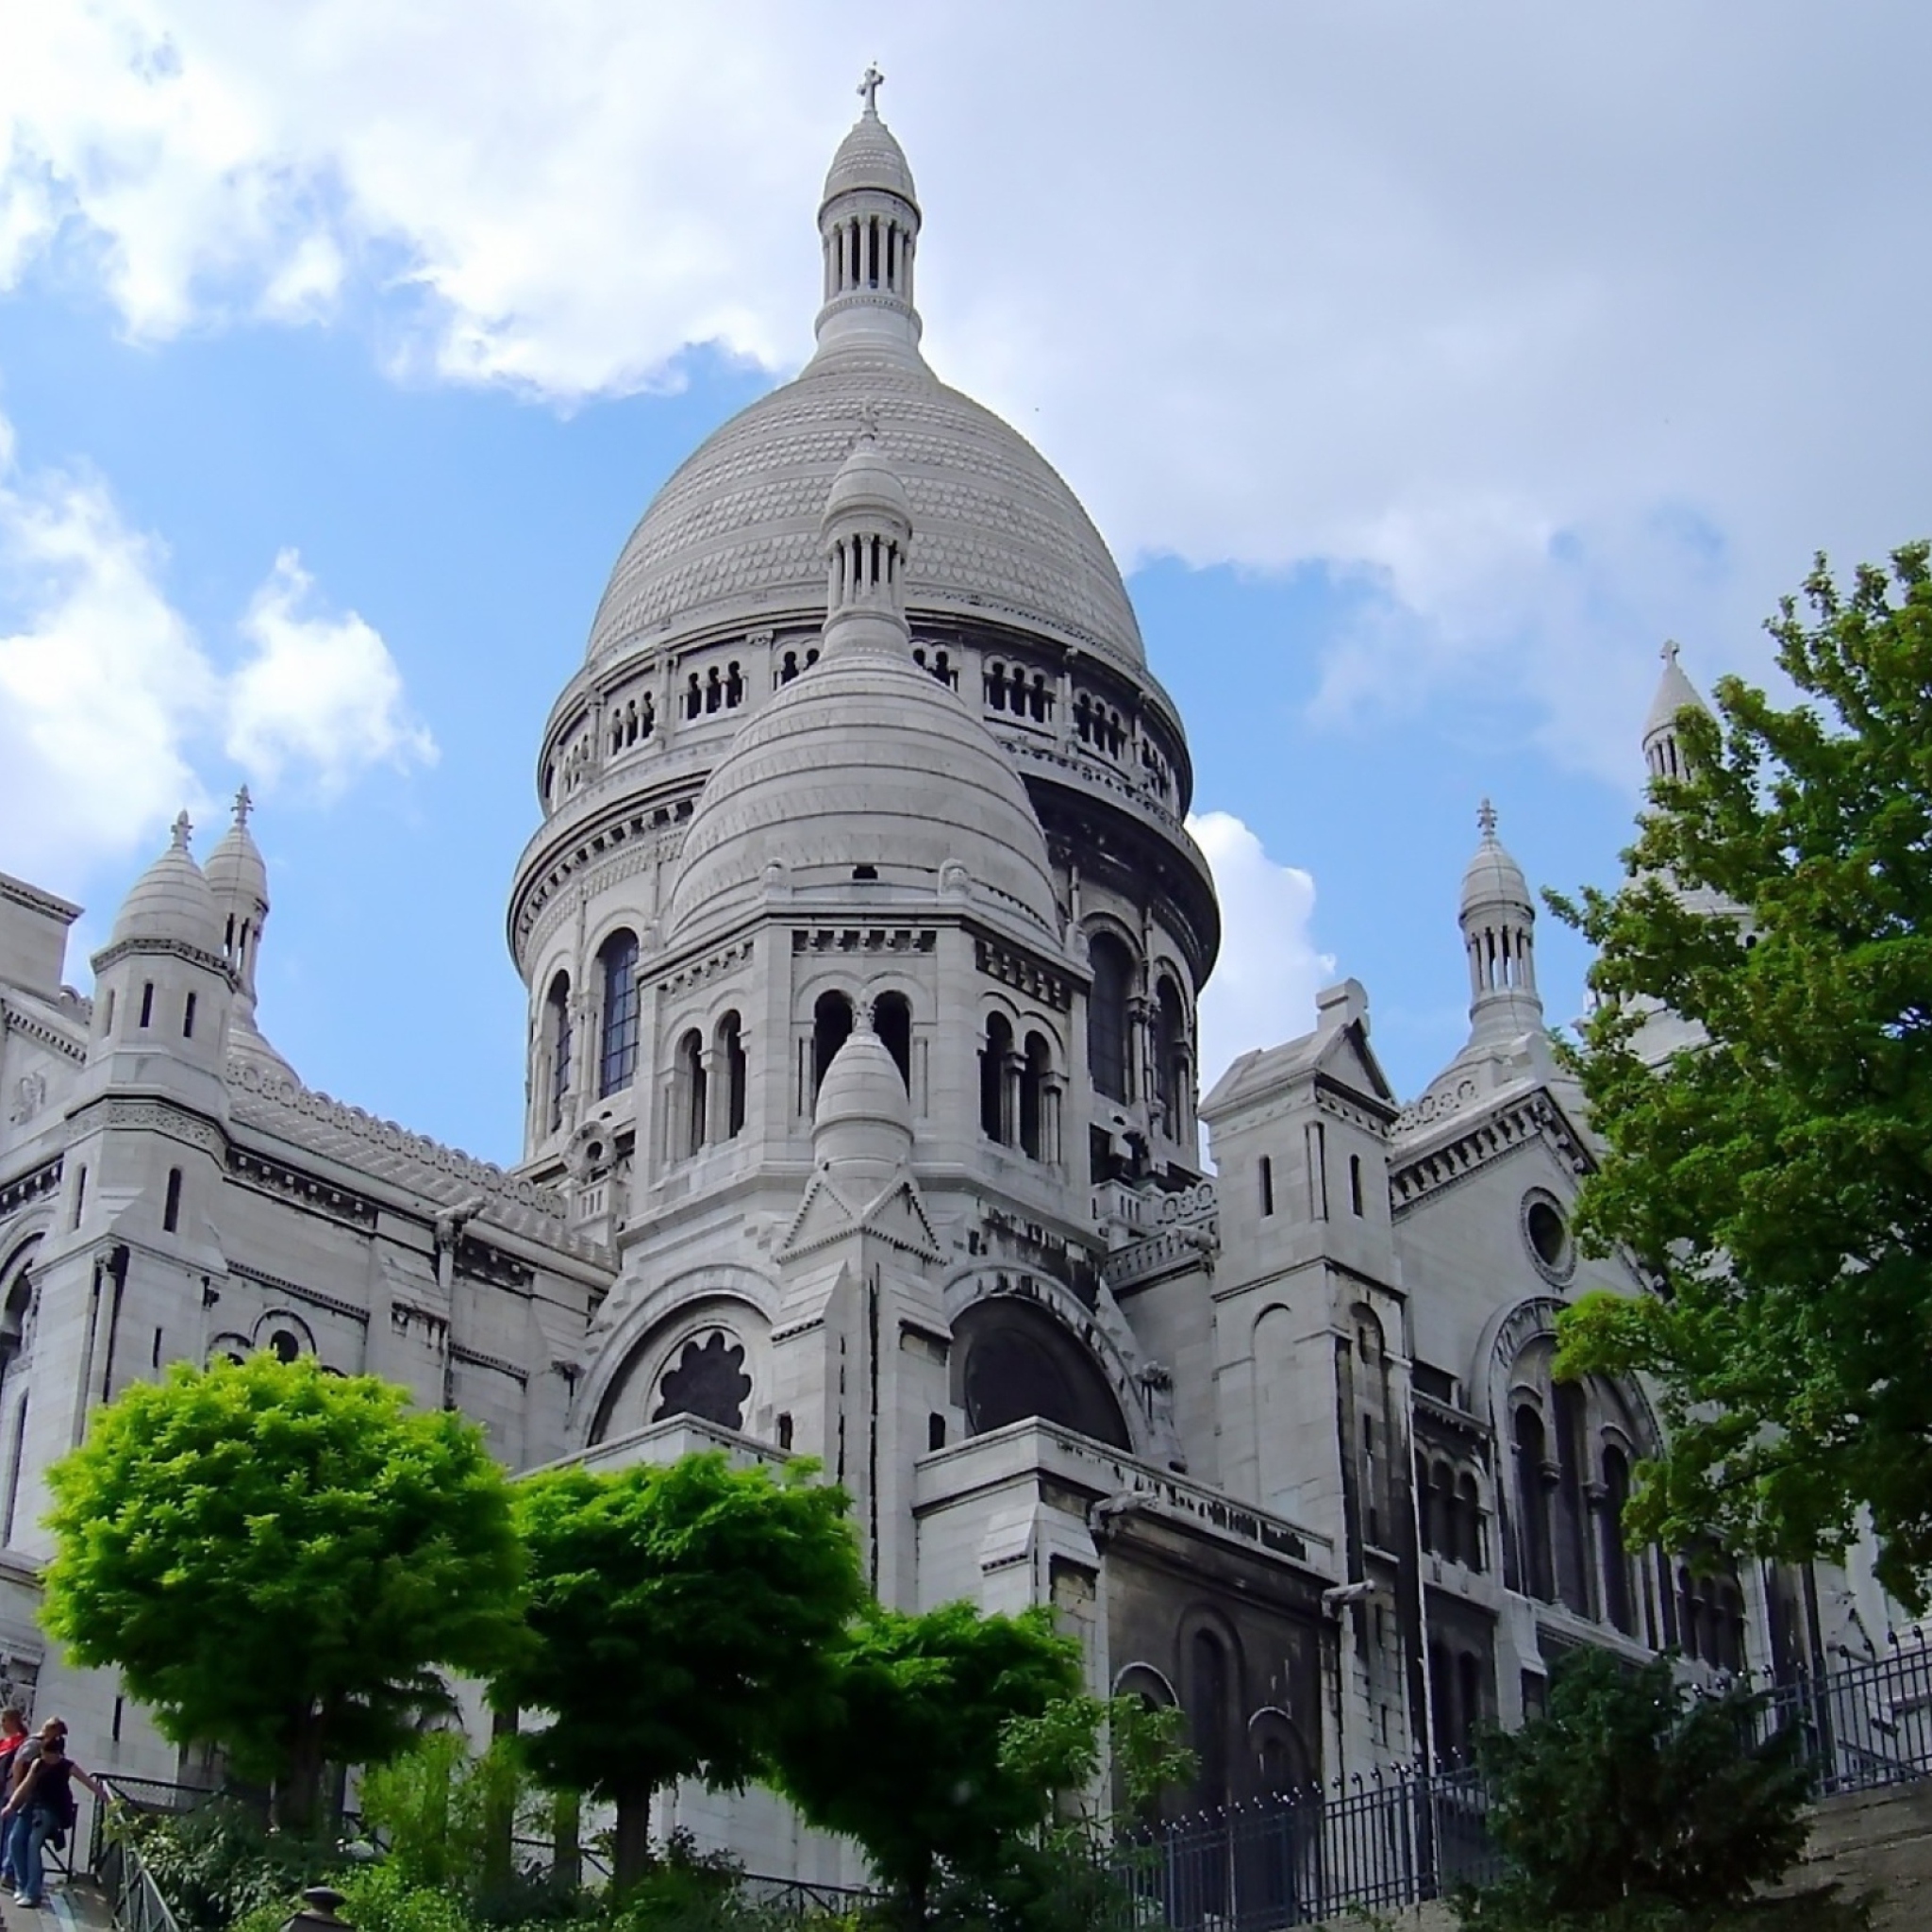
[814,66,923,362]
[1641,639,1709,785]
[1458,799,1542,1049]
[820,416,914,658]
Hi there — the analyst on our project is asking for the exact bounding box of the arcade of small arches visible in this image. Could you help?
[1084,930,1196,1149]
[535,632,1186,827]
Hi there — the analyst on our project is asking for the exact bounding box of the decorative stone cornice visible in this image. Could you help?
[0,874,79,926]
[89,936,236,984]
[974,936,1073,1011]
[1391,1091,1587,1211]
[0,993,86,1064]
[0,1158,61,1220]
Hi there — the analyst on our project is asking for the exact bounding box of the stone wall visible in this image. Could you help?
[1783,1783,1932,1930]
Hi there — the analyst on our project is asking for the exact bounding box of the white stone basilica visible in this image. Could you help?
[0,82,1894,1869]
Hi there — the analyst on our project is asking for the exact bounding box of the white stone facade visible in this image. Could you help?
[0,83,1890,1878]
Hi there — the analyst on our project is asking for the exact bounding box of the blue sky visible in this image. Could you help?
[3,3,1926,1168]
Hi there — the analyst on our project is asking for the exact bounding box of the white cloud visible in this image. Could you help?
[0,440,218,888]
[1188,811,1334,1091]
[0,417,431,891]
[227,549,436,793]
[2,4,1927,776]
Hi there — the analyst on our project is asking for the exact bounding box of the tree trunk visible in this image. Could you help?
[612,1782,655,1895]
[481,1708,517,1896]
[551,1787,582,1894]
[275,1714,325,1835]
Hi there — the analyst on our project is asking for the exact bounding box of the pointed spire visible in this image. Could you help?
[1458,798,1542,1050]
[233,783,253,828]
[171,808,192,852]
[1643,638,1709,782]
[815,79,923,361]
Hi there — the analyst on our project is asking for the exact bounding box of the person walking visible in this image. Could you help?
[0,1714,26,1895]
[1,1730,100,1908]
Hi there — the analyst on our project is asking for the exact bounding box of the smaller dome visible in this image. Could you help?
[1643,639,1707,744]
[824,433,912,534]
[823,99,917,209]
[1460,800,1532,919]
[205,787,269,910]
[112,812,223,952]
[813,1021,915,1192]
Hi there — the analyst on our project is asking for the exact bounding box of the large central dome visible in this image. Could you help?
[584,96,1145,675]
[587,359,1145,675]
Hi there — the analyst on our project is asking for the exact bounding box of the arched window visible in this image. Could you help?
[1417,1454,1437,1556]
[1019,1032,1052,1159]
[1457,1470,1485,1573]
[717,1012,747,1139]
[1088,934,1133,1102]
[1189,1629,1232,1809]
[1151,975,1187,1134]
[546,973,573,1134]
[874,993,912,1092]
[1601,1447,1635,1634]
[597,930,641,1096]
[162,1168,182,1235]
[1431,1460,1456,1560]
[811,991,855,1105]
[1514,1407,1554,1602]
[685,673,703,719]
[1554,1381,1591,1614]
[675,1028,707,1157]
[980,1012,1014,1143]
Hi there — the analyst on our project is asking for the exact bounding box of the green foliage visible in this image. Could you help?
[43,1355,525,1822]
[117,1801,346,1932]
[1452,1649,1851,1931]
[770,1602,1085,1905]
[1549,541,1932,1607]
[358,1730,556,1914]
[499,1452,865,1890]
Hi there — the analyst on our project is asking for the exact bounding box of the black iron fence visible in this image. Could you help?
[1109,1763,1502,1931]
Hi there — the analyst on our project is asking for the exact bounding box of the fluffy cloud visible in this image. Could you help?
[0,420,431,889]
[228,550,436,792]
[0,441,216,886]
[1187,811,1334,1091]
[3,4,1927,777]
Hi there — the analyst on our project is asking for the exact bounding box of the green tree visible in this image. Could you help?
[499,1452,863,1893]
[1551,542,1932,1607]
[1455,1649,1861,1931]
[42,1354,524,1827]
[767,1602,1087,1919]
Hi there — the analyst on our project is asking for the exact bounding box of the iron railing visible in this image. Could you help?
[1752,1644,1932,1796]
[1109,1764,1503,1931]
[93,1784,188,1932]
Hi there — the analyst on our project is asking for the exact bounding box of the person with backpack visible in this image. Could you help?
[2,1729,102,1908]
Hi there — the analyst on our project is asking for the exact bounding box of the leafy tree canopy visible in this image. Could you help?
[43,1354,524,1824]
[767,1601,1088,1907]
[498,1452,863,1890]
[1551,542,1932,1607]
[1456,1649,1859,1931]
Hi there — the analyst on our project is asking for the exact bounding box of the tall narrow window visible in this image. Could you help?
[71,1166,87,1230]
[1087,935,1133,1102]
[1601,1448,1635,1633]
[810,991,855,1105]
[102,989,115,1035]
[1259,1155,1274,1216]
[980,1013,1014,1143]
[717,1011,747,1138]
[139,982,155,1029]
[675,1029,707,1156]
[1349,1153,1364,1217]
[1152,976,1187,1135]
[1457,1471,1485,1573]
[1020,1032,1051,1159]
[546,973,572,1134]
[597,930,641,1096]
[162,1168,182,1235]
[1514,1407,1554,1603]
[874,993,912,1092]
[182,990,197,1039]
[1554,1382,1591,1614]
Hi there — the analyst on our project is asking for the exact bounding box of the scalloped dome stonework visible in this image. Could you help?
[664,645,1061,944]
[584,356,1148,675]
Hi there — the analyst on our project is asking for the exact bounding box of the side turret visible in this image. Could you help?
[1458,800,1543,1054]
[1641,639,1710,784]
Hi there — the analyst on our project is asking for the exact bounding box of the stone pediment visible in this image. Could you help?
[778,1168,941,1262]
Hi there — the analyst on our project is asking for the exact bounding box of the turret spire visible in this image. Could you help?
[814,79,923,361]
[1457,799,1543,1050]
[1642,637,1710,784]
[819,414,914,659]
